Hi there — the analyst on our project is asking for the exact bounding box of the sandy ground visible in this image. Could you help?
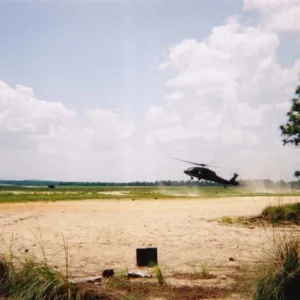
[0,196,299,279]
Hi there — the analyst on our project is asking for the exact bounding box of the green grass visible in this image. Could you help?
[0,186,174,203]
[220,216,234,224]
[262,203,300,223]
[219,202,300,227]
[0,185,299,203]
[0,257,70,299]
[253,236,300,300]
[0,256,110,299]
[153,265,165,286]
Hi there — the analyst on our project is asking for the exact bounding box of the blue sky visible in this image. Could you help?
[0,0,245,116]
[0,0,299,181]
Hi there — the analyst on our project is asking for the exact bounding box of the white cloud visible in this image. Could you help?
[243,0,300,32]
[85,109,135,141]
[146,105,181,126]
[0,81,76,153]
[145,16,300,180]
[0,81,75,135]
[0,81,135,152]
[165,92,184,101]
[0,81,136,181]
[84,109,135,151]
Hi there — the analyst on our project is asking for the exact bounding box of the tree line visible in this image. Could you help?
[0,179,299,188]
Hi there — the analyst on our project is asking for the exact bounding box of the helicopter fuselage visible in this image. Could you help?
[184,167,239,186]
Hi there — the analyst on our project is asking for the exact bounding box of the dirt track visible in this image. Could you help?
[0,196,299,277]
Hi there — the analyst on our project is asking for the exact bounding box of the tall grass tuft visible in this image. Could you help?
[254,235,300,300]
[2,258,71,299]
[0,256,15,296]
[0,256,108,299]
[153,265,165,286]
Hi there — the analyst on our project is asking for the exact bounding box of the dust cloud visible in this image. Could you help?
[243,181,295,194]
[158,186,204,197]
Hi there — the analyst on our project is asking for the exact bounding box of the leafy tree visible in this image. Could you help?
[280,83,300,177]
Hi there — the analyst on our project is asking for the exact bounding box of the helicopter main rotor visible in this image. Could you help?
[169,157,220,168]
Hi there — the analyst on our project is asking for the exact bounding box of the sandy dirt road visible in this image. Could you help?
[0,196,299,278]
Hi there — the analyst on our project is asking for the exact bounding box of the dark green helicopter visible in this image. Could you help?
[171,158,239,187]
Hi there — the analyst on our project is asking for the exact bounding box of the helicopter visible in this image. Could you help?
[171,158,239,187]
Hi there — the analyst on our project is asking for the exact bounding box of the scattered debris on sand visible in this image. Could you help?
[69,276,102,285]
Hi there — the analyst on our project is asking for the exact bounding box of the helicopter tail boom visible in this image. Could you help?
[229,173,239,184]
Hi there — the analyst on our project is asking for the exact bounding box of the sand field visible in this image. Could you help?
[0,196,299,279]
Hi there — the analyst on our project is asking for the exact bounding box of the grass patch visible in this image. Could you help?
[219,215,254,226]
[0,257,72,299]
[220,216,233,224]
[219,202,300,227]
[0,185,299,203]
[262,202,300,224]
[10,259,70,299]
[0,254,108,299]
[253,235,300,300]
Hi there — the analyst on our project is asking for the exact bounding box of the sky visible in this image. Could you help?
[0,0,300,182]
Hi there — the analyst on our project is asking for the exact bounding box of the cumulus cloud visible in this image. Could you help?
[145,15,300,179]
[0,81,136,180]
[84,109,135,151]
[0,81,74,135]
[165,92,184,101]
[0,81,76,152]
[243,0,300,32]
[146,106,181,126]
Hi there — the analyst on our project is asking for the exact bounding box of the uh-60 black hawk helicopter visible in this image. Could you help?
[171,158,239,187]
